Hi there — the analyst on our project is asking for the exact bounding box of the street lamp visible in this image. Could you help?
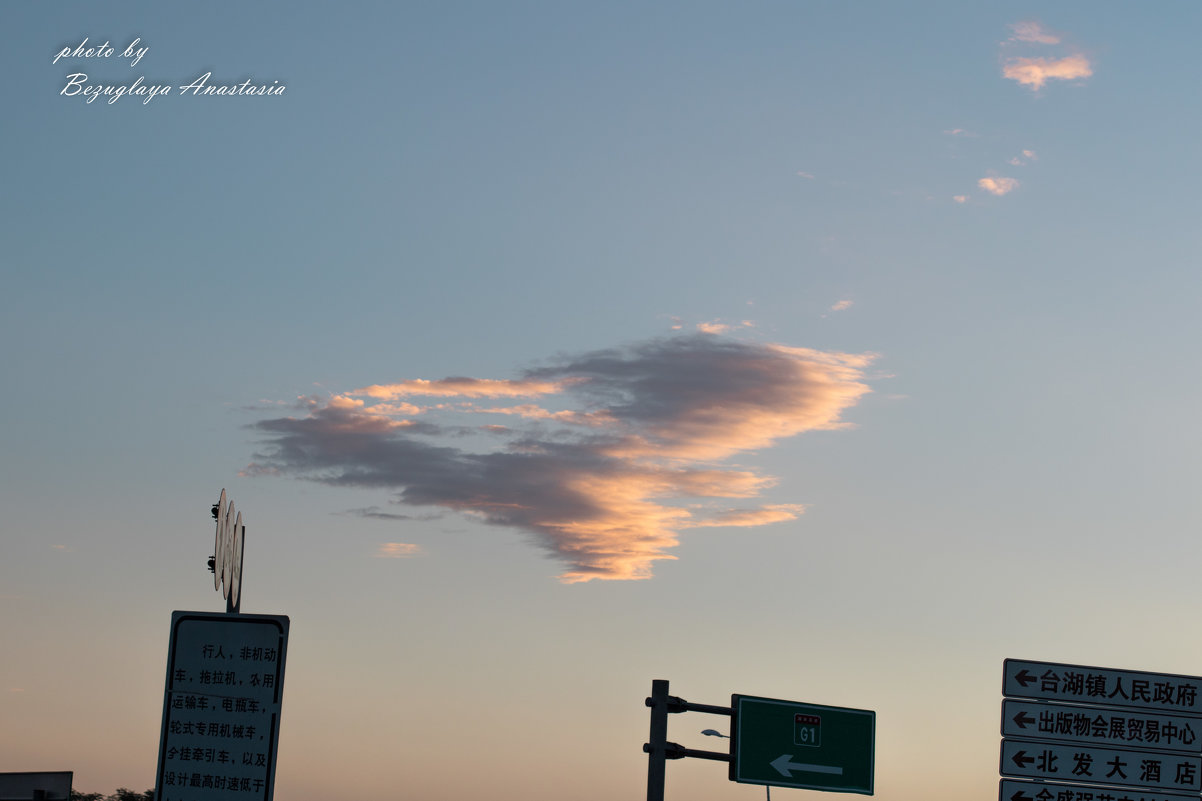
[700,730,768,800]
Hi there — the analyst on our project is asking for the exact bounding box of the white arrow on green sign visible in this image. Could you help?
[730,695,874,794]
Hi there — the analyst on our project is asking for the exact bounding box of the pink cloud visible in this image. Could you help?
[355,377,564,399]
[248,334,876,582]
[978,176,1020,196]
[375,543,423,558]
[1003,54,1092,90]
[685,504,807,528]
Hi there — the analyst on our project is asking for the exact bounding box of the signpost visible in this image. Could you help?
[1002,660,1202,801]
[731,695,874,794]
[153,612,289,801]
[642,681,875,800]
[153,493,288,801]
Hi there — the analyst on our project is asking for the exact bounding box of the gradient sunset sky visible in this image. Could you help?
[5,3,1202,800]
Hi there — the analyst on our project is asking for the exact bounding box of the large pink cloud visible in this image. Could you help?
[1003,54,1092,90]
[247,334,876,582]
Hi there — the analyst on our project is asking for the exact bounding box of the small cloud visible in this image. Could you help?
[978,176,1019,196]
[1008,157,1024,166]
[1003,54,1092,90]
[1008,21,1061,45]
[952,195,969,204]
[1023,150,1037,160]
[8,688,26,693]
[943,128,976,137]
[796,171,815,180]
[697,321,732,334]
[375,542,423,558]
[830,300,854,312]
[51,544,71,552]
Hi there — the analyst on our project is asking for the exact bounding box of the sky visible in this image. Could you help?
[4,2,1202,799]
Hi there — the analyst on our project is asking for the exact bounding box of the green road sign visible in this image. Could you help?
[730,695,875,794]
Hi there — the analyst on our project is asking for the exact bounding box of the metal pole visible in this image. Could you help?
[646,679,669,801]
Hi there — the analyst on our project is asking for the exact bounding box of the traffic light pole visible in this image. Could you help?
[643,679,732,801]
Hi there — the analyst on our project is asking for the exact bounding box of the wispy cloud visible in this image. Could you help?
[247,334,876,583]
[978,176,1020,196]
[952,195,969,204]
[685,504,807,528]
[375,543,423,558]
[341,507,442,521]
[829,300,854,313]
[356,378,564,400]
[1008,21,1061,45]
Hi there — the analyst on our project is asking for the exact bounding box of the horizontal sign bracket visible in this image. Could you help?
[641,742,731,762]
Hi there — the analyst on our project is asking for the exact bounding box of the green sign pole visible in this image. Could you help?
[646,680,670,801]
[642,680,732,801]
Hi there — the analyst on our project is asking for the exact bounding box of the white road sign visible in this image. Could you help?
[1000,778,1199,801]
[1004,660,1202,716]
[1000,740,1202,794]
[154,611,289,801]
[1002,699,1202,754]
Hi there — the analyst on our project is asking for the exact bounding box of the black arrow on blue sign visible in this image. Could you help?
[1011,751,1035,769]
[1012,712,1036,729]
[1010,792,1034,801]
[1014,670,1037,688]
